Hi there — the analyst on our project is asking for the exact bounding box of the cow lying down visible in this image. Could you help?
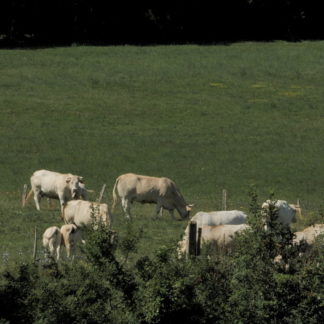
[293,224,324,245]
[178,224,250,255]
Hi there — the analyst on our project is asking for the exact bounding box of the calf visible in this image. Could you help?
[42,226,62,261]
[60,224,83,260]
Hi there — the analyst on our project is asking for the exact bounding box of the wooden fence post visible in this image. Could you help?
[196,227,202,256]
[22,184,28,207]
[97,184,106,203]
[222,189,227,211]
[33,226,37,263]
[188,221,197,256]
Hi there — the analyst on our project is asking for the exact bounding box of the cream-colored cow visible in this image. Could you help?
[60,224,83,260]
[178,224,250,255]
[112,173,193,219]
[42,226,62,260]
[25,169,85,211]
[293,224,324,245]
[63,200,112,228]
[261,200,299,227]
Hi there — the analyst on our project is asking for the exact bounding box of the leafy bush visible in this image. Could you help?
[0,189,323,323]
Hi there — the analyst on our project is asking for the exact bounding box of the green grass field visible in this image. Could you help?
[1,42,324,262]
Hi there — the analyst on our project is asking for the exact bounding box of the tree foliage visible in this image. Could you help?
[1,0,323,46]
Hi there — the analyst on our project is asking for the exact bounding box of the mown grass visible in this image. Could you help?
[1,42,324,262]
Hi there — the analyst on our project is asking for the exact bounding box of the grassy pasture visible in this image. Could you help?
[1,42,324,262]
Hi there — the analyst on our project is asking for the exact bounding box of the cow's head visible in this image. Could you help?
[66,175,83,199]
[182,204,194,219]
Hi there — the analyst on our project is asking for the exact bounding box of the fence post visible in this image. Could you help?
[97,184,106,203]
[196,227,202,256]
[22,184,28,207]
[188,221,197,256]
[222,189,227,211]
[33,226,37,263]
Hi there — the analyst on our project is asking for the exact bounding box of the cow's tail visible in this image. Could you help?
[23,189,34,207]
[112,178,120,211]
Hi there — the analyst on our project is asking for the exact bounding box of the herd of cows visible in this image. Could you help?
[22,169,324,260]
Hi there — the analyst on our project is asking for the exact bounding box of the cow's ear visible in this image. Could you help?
[78,176,84,183]
[66,177,72,183]
[186,204,194,211]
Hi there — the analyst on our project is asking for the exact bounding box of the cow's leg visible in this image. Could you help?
[70,244,76,261]
[153,203,163,219]
[48,241,55,258]
[33,189,41,211]
[65,243,71,258]
[121,198,132,219]
[159,207,163,218]
[57,193,66,213]
[169,209,176,220]
[56,245,61,261]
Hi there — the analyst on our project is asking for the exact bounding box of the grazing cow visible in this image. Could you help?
[190,210,247,228]
[25,169,85,211]
[60,224,83,259]
[293,224,324,245]
[42,226,62,261]
[178,224,250,255]
[261,200,298,227]
[112,173,193,219]
[63,200,111,228]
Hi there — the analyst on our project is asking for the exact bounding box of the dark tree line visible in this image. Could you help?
[0,0,323,46]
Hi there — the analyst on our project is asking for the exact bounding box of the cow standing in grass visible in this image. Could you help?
[63,200,111,228]
[112,173,193,219]
[25,169,85,212]
[60,224,83,260]
[42,226,62,261]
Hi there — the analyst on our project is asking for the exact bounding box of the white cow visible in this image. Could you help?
[25,169,85,211]
[293,224,324,245]
[112,173,193,219]
[178,224,250,255]
[63,200,111,228]
[42,226,62,261]
[60,224,83,259]
[261,200,298,227]
[190,210,247,228]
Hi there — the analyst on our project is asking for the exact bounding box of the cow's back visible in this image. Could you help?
[64,200,108,227]
[31,169,66,196]
[192,210,247,227]
[116,173,139,197]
